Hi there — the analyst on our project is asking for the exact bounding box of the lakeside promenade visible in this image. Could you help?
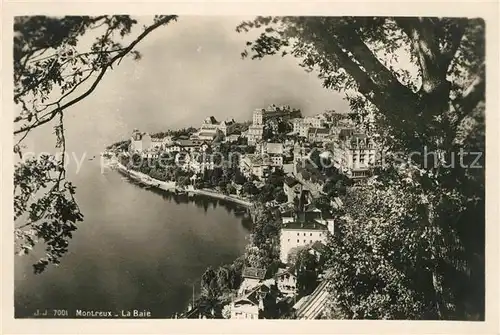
[110,158,252,208]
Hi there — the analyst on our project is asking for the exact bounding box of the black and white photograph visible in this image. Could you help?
[5,3,496,329]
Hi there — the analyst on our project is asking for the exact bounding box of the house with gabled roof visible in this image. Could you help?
[230,281,273,319]
[238,266,267,295]
[275,264,298,296]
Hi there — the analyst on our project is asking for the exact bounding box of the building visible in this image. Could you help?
[279,220,330,264]
[196,131,217,142]
[291,119,311,138]
[230,282,273,319]
[308,127,330,143]
[334,127,357,141]
[164,143,181,153]
[279,209,335,264]
[177,139,202,153]
[304,116,323,129]
[252,104,296,126]
[239,154,270,180]
[283,176,303,203]
[261,142,284,167]
[333,133,377,180]
[189,152,217,173]
[247,125,264,145]
[280,209,296,224]
[150,137,164,149]
[239,267,267,295]
[224,134,241,143]
[247,104,299,144]
[219,119,236,136]
[199,116,220,137]
[275,265,297,296]
[129,129,152,152]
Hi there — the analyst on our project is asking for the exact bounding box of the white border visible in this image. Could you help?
[1,1,499,334]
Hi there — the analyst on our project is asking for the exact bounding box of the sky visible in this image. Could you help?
[21,16,348,155]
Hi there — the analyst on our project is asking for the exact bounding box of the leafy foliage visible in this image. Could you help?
[14,15,178,273]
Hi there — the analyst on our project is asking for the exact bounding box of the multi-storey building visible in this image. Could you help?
[307,127,330,143]
[239,154,270,180]
[291,118,311,138]
[279,221,330,264]
[198,116,236,140]
[279,209,335,263]
[275,265,297,296]
[261,142,284,168]
[333,133,377,180]
[304,116,323,129]
[246,125,264,145]
[129,129,152,152]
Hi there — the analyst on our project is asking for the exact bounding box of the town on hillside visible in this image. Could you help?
[105,104,379,319]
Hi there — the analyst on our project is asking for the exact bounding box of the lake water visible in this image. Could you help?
[14,160,251,318]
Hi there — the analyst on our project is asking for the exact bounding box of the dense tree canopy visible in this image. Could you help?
[238,16,485,319]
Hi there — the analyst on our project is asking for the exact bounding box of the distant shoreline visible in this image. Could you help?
[111,159,252,208]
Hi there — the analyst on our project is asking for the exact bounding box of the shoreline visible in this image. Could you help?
[110,159,252,208]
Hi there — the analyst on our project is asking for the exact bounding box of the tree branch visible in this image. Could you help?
[14,15,177,136]
[336,25,418,101]
[440,18,469,72]
[453,62,485,126]
[395,17,449,94]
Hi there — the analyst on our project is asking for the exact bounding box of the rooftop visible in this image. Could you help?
[265,142,284,155]
[177,139,200,147]
[281,220,328,231]
[220,119,235,126]
[197,132,216,138]
[234,282,271,306]
[276,264,297,277]
[338,128,357,139]
[244,154,269,166]
[203,116,219,125]
[309,127,330,135]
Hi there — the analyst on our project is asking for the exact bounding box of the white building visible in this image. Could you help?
[230,282,272,320]
[275,265,297,296]
[219,119,236,136]
[333,133,377,180]
[261,142,284,168]
[239,154,270,180]
[247,125,264,145]
[304,116,323,129]
[279,210,335,264]
[224,134,241,143]
[308,127,331,143]
[292,119,310,138]
[129,129,152,152]
[252,104,294,126]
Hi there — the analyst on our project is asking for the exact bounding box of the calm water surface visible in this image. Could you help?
[14,161,250,318]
